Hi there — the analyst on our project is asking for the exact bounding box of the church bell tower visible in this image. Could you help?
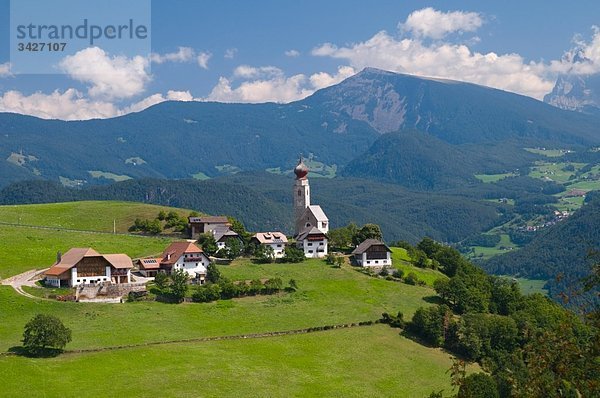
[293,157,310,235]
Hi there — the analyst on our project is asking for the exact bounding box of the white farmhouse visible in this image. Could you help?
[251,232,288,258]
[44,248,132,288]
[351,239,392,268]
[138,241,210,283]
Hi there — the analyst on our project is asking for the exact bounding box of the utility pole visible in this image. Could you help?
[113,219,116,234]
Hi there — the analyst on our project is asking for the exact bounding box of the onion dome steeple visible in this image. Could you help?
[294,156,309,180]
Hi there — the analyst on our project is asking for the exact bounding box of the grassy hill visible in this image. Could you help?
[0,324,474,397]
[390,247,448,286]
[0,177,504,243]
[0,259,472,397]
[0,201,192,233]
[0,201,191,278]
[0,201,477,396]
[0,225,172,279]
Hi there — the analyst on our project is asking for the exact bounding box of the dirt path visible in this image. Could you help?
[1,269,48,300]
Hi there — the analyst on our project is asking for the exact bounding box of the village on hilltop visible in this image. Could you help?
[41,158,392,300]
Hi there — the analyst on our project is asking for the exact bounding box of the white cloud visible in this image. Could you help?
[206,65,357,103]
[0,89,120,120]
[285,49,300,57]
[549,26,600,75]
[224,48,238,59]
[313,30,553,99]
[401,7,483,39]
[59,47,150,100]
[233,65,283,79]
[124,90,194,113]
[0,88,196,120]
[151,47,212,69]
[309,66,356,90]
[150,47,195,64]
[206,74,310,103]
[197,52,212,69]
[166,90,194,101]
[0,62,11,77]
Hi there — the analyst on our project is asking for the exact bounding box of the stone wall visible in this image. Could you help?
[76,282,146,301]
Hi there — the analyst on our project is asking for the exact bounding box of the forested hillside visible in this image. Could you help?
[2,68,600,189]
[0,175,503,243]
[485,197,600,305]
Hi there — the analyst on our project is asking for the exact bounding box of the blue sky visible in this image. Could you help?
[0,0,599,119]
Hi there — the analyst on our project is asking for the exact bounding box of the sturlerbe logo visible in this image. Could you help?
[9,0,151,74]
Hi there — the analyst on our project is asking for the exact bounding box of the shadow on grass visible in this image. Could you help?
[399,329,440,349]
[8,345,63,358]
[398,329,475,363]
[422,295,444,305]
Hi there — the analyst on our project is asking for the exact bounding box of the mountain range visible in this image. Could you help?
[544,73,600,115]
[2,67,600,191]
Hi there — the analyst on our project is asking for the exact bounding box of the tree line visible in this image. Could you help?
[381,237,599,397]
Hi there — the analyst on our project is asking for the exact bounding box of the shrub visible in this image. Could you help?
[218,279,239,299]
[381,311,405,328]
[410,305,451,346]
[206,263,222,284]
[325,253,336,265]
[264,278,283,294]
[282,246,305,263]
[192,283,222,302]
[392,269,404,279]
[458,373,499,398]
[404,272,420,285]
[248,279,263,295]
[153,272,169,292]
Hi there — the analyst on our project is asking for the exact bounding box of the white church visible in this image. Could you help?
[293,157,329,258]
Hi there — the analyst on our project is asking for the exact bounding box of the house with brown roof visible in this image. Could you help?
[188,216,230,239]
[351,239,392,268]
[296,227,328,258]
[138,241,210,283]
[212,226,243,250]
[251,232,288,258]
[44,248,133,288]
[565,188,587,198]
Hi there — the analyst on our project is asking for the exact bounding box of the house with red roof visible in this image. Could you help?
[138,241,210,283]
[44,248,133,288]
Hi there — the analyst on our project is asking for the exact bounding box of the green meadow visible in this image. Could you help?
[523,148,568,157]
[474,172,517,183]
[513,277,549,295]
[0,201,192,233]
[0,201,475,397]
[0,224,172,278]
[0,260,436,352]
[0,325,474,398]
[390,248,448,286]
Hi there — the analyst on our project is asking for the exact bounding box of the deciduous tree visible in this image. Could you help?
[23,314,72,356]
